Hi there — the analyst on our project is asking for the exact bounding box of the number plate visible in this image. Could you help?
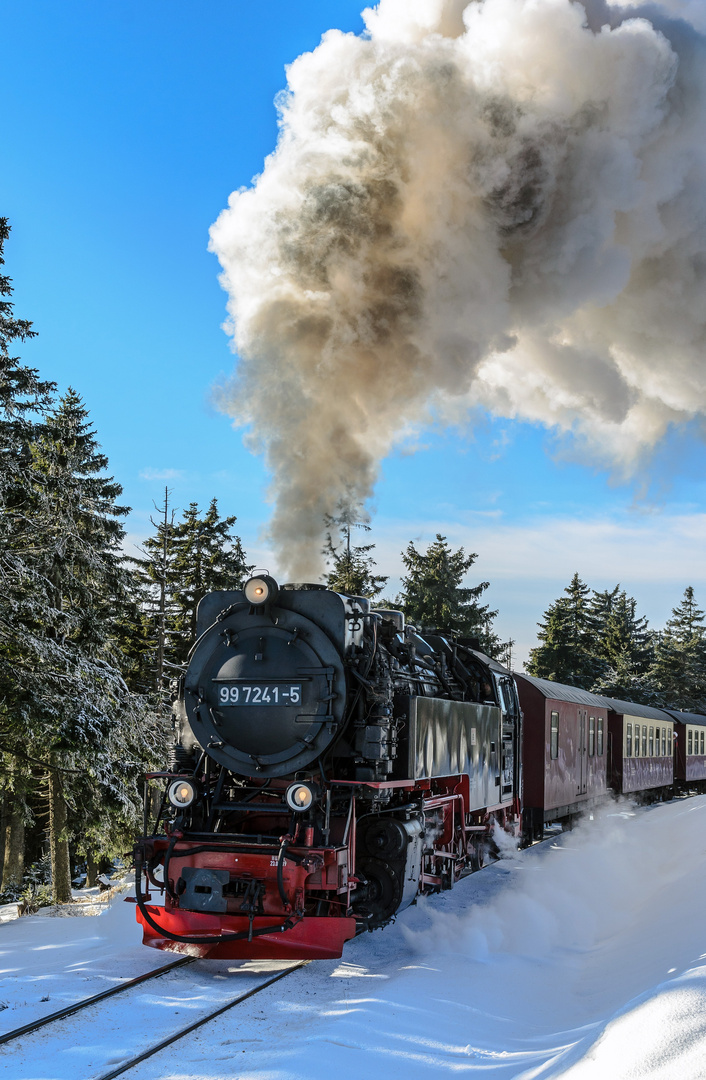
[217,683,302,706]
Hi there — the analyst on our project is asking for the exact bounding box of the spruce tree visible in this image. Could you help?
[399,534,500,652]
[590,586,656,701]
[168,499,251,666]
[650,587,706,712]
[0,225,165,897]
[127,488,180,696]
[0,220,52,479]
[592,647,661,705]
[323,517,388,598]
[0,219,55,894]
[25,390,164,899]
[526,573,600,688]
[591,586,653,673]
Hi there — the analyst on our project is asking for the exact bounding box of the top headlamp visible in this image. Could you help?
[244,575,278,606]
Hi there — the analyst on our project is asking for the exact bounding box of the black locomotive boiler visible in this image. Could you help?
[133,575,523,960]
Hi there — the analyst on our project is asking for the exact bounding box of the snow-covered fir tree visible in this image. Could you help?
[590,586,657,702]
[650,587,706,713]
[127,487,181,696]
[168,499,251,666]
[25,389,166,900]
[323,516,388,599]
[398,534,500,655]
[526,574,602,689]
[0,218,56,894]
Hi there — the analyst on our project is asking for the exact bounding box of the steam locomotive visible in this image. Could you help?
[133,575,523,959]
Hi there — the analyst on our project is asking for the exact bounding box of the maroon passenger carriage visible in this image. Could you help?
[665,710,706,792]
[514,674,608,839]
[516,676,680,837]
[605,699,674,801]
[132,576,522,960]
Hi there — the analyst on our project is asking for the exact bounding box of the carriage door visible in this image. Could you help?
[577,710,588,795]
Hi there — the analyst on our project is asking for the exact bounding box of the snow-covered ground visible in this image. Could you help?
[2,795,706,1079]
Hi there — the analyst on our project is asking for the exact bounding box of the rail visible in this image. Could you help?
[0,955,195,1046]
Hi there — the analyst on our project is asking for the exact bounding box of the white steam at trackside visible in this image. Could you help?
[210,0,706,579]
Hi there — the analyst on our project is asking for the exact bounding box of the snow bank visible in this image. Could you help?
[396,798,706,1077]
[3,797,706,1078]
[134,797,706,1079]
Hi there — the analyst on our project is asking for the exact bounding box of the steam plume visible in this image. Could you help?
[210,0,706,579]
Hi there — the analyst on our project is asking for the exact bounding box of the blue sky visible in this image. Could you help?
[3,0,706,664]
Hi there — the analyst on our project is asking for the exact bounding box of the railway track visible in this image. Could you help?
[0,954,195,1047]
[0,948,307,1080]
[96,961,308,1080]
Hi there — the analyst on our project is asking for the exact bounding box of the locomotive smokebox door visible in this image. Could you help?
[183,594,347,778]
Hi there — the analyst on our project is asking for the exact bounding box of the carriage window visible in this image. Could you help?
[589,716,595,756]
[626,723,633,757]
[597,717,604,756]
[662,729,667,756]
[550,711,559,759]
[642,726,648,757]
[701,731,705,755]
[668,729,673,756]
[649,727,654,756]
[688,729,693,756]
[655,727,660,755]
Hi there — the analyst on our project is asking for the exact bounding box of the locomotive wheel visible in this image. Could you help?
[453,829,466,881]
[353,857,403,927]
[470,842,485,872]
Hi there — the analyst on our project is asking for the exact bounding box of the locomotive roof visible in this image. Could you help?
[663,708,706,727]
[513,673,607,706]
[468,649,511,675]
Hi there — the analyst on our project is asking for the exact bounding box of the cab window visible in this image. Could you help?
[498,678,517,718]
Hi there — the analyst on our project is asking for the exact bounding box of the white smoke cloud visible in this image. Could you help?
[210,0,706,579]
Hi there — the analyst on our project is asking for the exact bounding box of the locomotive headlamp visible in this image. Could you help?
[244,575,279,606]
[285,782,315,812]
[167,778,197,809]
